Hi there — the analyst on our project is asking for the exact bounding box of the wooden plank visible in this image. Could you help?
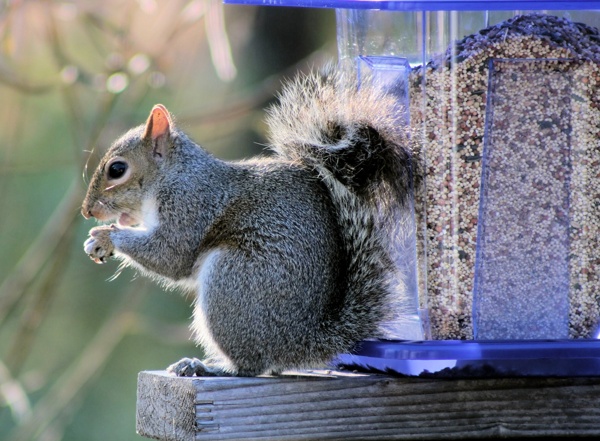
[136,370,600,441]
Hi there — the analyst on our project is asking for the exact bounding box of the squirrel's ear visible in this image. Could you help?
[143,104,173,159]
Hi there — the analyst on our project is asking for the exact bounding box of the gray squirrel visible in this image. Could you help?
[82,70,418,376]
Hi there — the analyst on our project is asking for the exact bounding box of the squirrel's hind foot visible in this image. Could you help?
[167,357,213,376]
[166,357,228,377]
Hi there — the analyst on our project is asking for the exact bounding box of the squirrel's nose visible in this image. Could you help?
[81,207,94,219]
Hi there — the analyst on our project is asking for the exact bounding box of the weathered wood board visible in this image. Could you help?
[137,370,600,440]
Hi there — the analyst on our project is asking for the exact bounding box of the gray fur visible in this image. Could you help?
[82,70,417,376]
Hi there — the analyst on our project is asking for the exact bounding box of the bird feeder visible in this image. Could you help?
[224,0,600,376]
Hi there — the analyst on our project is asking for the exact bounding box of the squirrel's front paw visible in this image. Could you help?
[84,226,116,264]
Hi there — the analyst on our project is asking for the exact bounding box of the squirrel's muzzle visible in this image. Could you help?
[81,199,96,219]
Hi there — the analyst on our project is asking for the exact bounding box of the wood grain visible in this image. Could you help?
[136,370,600,440]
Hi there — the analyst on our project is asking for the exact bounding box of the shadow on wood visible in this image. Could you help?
[136,370,600,440]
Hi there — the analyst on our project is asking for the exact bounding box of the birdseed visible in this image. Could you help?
[409,13,600,340]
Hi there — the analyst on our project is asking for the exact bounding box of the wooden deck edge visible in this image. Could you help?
[136,370,600,441]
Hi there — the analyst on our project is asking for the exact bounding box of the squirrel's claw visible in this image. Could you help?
[167,357,218,377]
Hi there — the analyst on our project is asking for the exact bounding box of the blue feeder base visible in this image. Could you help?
[336,339,600,377]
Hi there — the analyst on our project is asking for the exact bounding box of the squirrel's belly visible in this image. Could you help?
[190,249,236,370]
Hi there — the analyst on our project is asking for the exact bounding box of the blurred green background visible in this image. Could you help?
[0,2,334,440]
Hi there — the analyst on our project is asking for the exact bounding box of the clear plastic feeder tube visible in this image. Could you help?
[355,55,425,340]
[337,7,600,340]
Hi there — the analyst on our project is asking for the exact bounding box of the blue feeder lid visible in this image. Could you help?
[224,0,600,11]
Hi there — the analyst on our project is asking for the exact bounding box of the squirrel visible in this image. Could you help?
[82,69,418,377]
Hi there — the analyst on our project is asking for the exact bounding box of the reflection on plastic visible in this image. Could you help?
[473,58,577,340]
[356,55,424,340]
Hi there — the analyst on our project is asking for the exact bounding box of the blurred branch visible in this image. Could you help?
[0,1,56,91]
[4,222,77,377]
[0,362,32,424]
[0,94,26,209]
[132,316,194,345]
[178,45,333,127]
[0,0,128,380]
[79,12,115,59]
[0,67,55,94]
[165,0,208,47]
[45,4,123,171]
[87,94,120,161]
[205,0,236,82]
[0,180,83,328]
[44,2,95,152]
[6,283,146,441]
[81,11,127,45]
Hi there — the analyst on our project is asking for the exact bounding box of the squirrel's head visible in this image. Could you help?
[81,104,174,227]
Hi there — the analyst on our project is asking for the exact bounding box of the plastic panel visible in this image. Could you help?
[473,59,576,339]
[356,56,425,340]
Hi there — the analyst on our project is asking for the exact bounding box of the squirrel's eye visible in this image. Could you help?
[107,161,128,180]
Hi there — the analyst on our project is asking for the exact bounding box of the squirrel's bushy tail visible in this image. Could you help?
[266,69,419,349]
